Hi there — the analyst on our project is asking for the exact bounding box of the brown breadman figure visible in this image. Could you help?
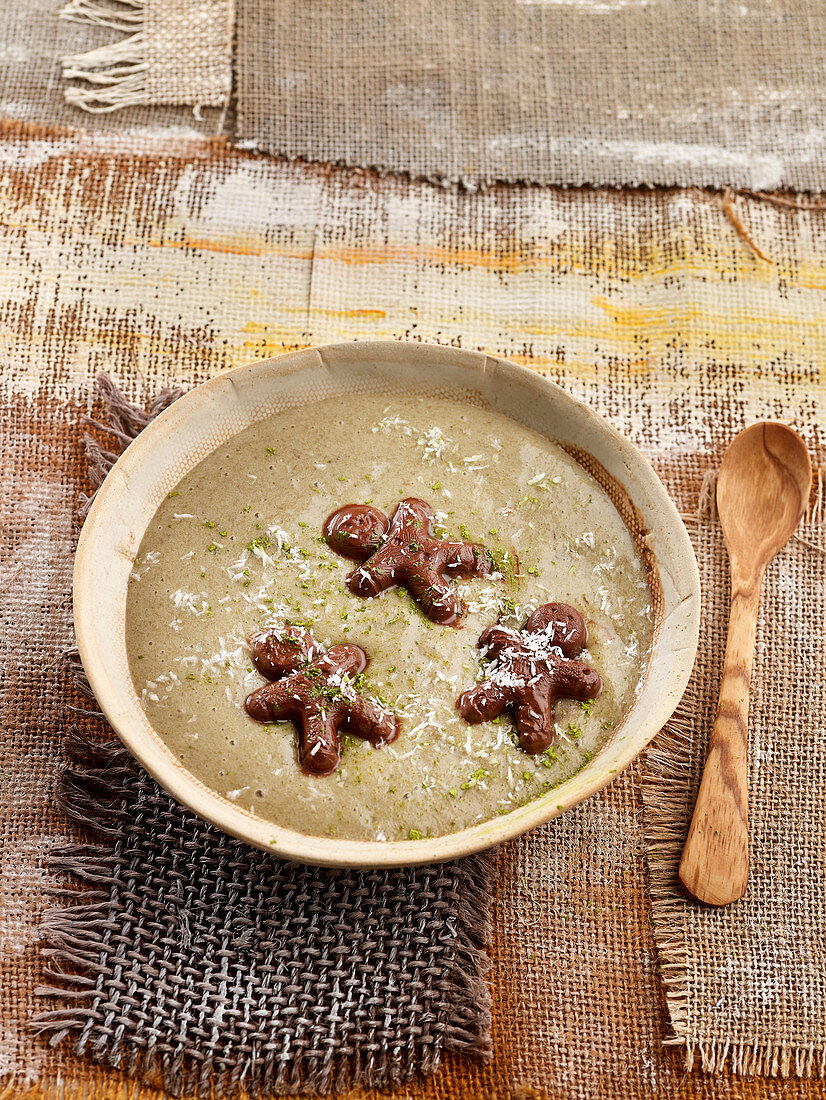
[323,497,495,626]
[244,624,399,775]
[456,602,602,753]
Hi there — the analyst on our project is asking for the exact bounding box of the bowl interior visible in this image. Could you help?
[74,342,700,867]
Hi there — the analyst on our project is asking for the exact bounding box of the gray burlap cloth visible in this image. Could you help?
[32,381,493,1097]
[234,0,826,191]
[48,0,826,190]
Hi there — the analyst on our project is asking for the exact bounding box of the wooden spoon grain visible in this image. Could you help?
[678,422,812,907]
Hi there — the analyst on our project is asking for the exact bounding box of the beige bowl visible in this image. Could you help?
[74,341,699,867]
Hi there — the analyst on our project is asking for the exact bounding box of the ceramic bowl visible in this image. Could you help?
[74,341,700,867]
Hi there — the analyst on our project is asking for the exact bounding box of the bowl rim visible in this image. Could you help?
[74,340,700,867]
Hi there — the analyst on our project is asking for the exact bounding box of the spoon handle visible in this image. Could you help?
[679,572,761,906]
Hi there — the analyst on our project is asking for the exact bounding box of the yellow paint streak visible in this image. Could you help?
[243,308,387,329]
[3,170,826,400]
[141,232,766,283]
[145,235,291,259]
[241,339,295,357]
[1,208,823,290]
[593,295,660,327]
[145,235,539,272]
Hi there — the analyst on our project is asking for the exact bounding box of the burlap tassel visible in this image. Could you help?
[696,468,718,522]
[59,0,148,113]
[79,375,182,513]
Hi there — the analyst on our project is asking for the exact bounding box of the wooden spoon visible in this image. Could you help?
[679,422,812,906]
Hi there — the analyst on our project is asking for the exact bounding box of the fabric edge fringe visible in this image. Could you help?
[30,743,129,1051]
[31,376,183,1062]
[444,853,495,1064]
[227,140,826,197]
[31,733,149,1050]
[642,675,826,1078]
[79,373,183,514]
[642,469,826,1080]
[58,0,235,115]
[59,0,149,114]
[640,691,701,1064]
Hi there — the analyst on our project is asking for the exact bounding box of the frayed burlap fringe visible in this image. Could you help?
[59,0,233,115]
[808,465,825,527]
[642,693,697,1054]
[60,1,148,113]
[441,857,495,1060]
[33,377,493,1095]
[79,374,182,514]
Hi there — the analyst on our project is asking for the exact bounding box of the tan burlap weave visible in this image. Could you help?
[58,0,232,114]
[45,0,826,190]
[235,0,826,190]
[1,123,826,1097]
[645,496,826,1077]
[0,0,227,134]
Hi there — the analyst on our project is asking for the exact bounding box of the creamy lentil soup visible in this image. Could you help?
[126,394,653,842]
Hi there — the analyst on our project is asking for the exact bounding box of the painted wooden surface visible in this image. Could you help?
[1,120,825,1098]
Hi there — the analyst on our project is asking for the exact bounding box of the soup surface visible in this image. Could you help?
[126,394,653,841]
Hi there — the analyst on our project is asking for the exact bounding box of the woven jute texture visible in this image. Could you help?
[58,0,232,114]
[236,0,826,191]
[27,381,492,1097]
[0,0,226,135]
[2,125,826,1097]
[644,499,826,1077]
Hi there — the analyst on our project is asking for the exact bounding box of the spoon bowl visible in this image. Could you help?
[718,422,813,582]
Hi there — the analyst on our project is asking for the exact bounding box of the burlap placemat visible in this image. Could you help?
[235,0,826,191]
[30,379,492,1096]
[59,0,232,114]
[644,482,826,1077]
